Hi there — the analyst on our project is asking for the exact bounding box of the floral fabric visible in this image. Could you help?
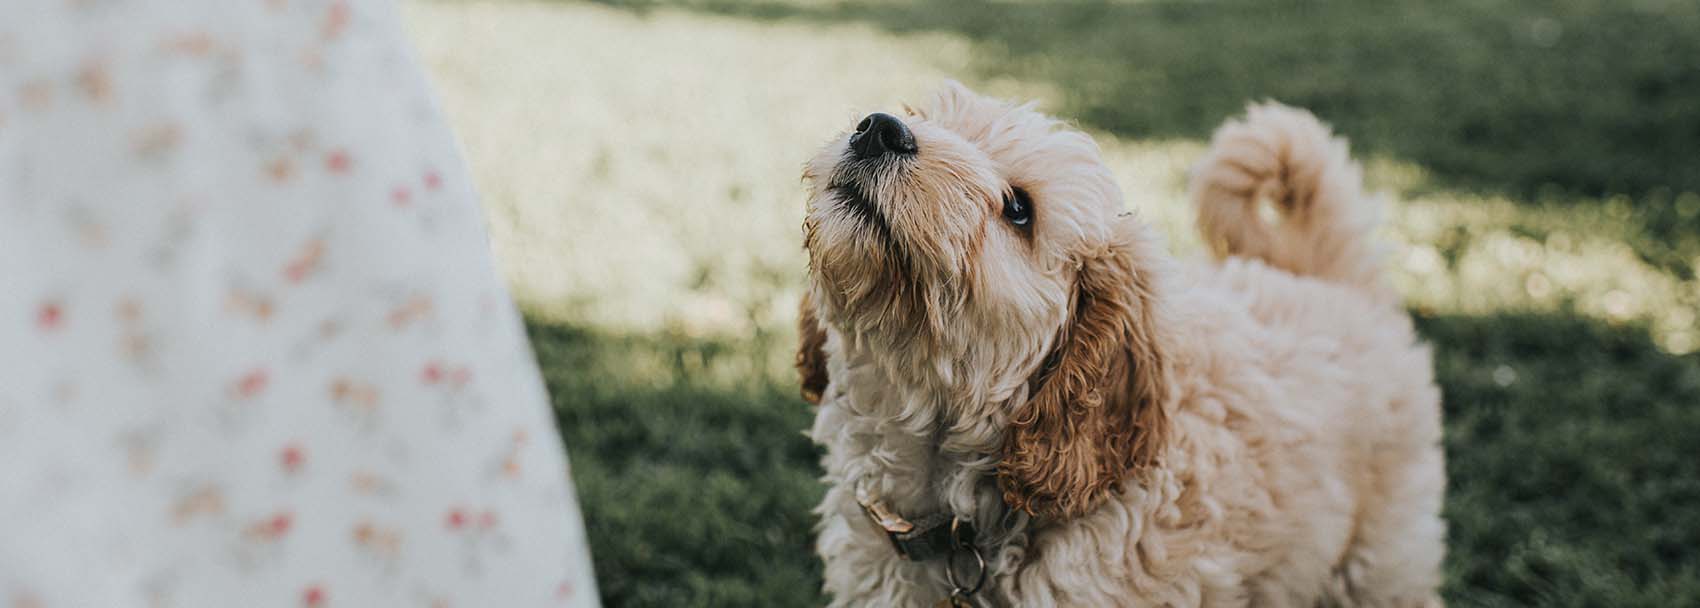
[0,1,598,606]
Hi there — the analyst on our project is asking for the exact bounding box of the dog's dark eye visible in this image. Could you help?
[1003,186,1033,227]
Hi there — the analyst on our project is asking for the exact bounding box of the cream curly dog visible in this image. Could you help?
[797,82,1445,607]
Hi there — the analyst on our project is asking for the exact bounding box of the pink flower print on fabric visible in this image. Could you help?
[0,1,599,605]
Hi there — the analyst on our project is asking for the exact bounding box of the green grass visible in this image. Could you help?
[527,323,822,605]
[1425,313,1700,607]
[405,1,1700,605]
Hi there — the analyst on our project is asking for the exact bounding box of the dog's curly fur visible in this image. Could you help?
[799,83,1445,607]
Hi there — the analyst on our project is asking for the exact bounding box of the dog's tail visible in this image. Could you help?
[1189,102,1391,299]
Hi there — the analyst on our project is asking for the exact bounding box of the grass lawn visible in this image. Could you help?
[407,1,1700,605]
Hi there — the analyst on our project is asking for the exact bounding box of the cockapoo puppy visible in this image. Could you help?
[797,82,1445,607]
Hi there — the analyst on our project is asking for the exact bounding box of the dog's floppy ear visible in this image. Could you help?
[997,218,1172,519]
[796,290,830,405]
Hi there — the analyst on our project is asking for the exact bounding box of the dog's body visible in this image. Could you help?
[800,86,1444,607]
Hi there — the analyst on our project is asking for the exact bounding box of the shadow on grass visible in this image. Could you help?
[529,310,1700,607]
[587,0,1700,203]
[1419,311,1700,607]
[525,320,826,607]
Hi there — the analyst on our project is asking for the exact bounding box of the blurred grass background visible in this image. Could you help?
[404,1,1700,605]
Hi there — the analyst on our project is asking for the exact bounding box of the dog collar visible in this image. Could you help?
[856,493,988,606]
[856,496,976,562]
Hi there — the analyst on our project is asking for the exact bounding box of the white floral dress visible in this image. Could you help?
[0,1,599,606]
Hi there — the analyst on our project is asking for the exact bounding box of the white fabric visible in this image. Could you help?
[0,1,598,605]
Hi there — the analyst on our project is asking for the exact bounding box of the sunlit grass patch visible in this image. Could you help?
[1390,193,1700,354]
[412,2,1700,354]
[1107,138,1700,355]
[409,1,974,335]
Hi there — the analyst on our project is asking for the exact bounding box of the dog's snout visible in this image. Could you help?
[850,113,917,159]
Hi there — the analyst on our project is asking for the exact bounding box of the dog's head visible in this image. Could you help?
[799,82,1173,520]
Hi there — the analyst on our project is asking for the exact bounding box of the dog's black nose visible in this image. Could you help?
[850,113,917,159]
